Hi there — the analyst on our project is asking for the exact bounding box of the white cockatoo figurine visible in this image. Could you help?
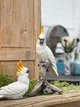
[29,26,62,96]
[36,26,58,76]
[0,61,30,99]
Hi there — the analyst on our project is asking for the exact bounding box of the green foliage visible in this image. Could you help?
[50,81,80,93]
[25,80,80,96]
[0,74,14,87]
[24,80,38,97]
[0,73,80,97]
[50,81,70,88]
[61,38,78,53]
[50,81,61,87]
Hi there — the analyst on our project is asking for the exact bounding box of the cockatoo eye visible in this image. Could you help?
[77,38,79,42]
[26,70,29,73]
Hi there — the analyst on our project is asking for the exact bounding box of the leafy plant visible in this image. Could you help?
[50,81,80,93]
[1,73,80,97]
[24,80,38,97]
[25,80,80,96]
[0,74,14,87]
[50,81,61,88]
[61,37,78,53]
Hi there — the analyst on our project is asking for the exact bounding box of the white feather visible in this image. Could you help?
[0,67,29,99]
[36,32,58,76]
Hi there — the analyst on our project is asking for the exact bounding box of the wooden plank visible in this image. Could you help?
[33,96,80,107]
[0,48,35,60]
[0,60,35,79]
[32,92,80,107]
[0,0,34,48]
[34,0,41,80]
[52,101,80,107]
[0,0,38,80]
[0,0,41,80]
[1,92,80,107]
[0,0,35,60]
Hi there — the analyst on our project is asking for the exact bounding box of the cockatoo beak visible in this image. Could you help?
[39,38,44,45]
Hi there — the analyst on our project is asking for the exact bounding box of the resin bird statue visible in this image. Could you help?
[36,26,58,76]
[0,61,30,99]
[29,26,62,97]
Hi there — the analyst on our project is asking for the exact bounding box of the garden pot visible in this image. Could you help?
[70,57,80,75]
[64,52,74,75]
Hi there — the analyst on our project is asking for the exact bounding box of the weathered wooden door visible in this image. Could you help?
[0,0,40,79]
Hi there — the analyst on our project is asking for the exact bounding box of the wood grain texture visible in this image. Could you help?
[33,0,41,80]
[0,0,40,79]
[0,0,34,48]
[0,92,80,107]
[0,60,34,79]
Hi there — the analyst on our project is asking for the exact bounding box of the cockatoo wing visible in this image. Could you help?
[46,46,59,76]
[0,82,28,99]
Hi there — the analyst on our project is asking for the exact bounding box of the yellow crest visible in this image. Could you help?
[40,26,44,34]
[39,26,45,39]
[16,60,24,73]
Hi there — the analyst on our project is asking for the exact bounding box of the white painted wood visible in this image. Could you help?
[41,0,80,36]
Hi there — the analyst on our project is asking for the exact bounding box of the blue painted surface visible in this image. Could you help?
[71,59,80,75]
[56,60,65,74]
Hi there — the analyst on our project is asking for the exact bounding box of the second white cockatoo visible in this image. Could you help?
[36,26,58,76]
[0,61,30,99]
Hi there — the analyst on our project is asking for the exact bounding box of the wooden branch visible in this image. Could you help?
[30,62,63,96]
[29,80,43,96]
[45,81,63,94]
